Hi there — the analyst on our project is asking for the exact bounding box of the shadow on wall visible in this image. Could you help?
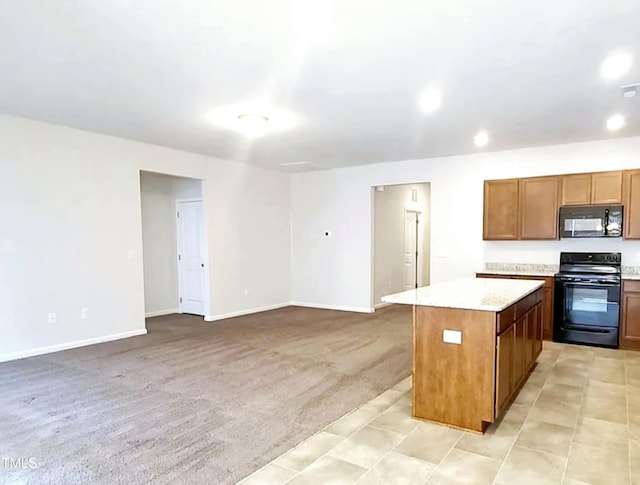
[373,182,431,307]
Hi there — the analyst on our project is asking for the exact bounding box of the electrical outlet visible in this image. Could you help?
[81,308,90,320]
[48,313,57,324]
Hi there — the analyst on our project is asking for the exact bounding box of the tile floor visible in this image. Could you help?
[238,342,640,485]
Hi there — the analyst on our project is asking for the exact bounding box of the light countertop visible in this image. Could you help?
[381,277,544,312]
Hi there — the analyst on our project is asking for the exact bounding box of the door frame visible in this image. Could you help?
[405,208,423,289]
[175,198,211,316]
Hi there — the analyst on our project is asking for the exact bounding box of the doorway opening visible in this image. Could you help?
[372,183,431,308]
[139,171,210,320]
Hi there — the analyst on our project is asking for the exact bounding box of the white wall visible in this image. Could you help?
[373,184,430,305]
[291,136,640,311]
[0,114,291,361]
[140,172,202,316]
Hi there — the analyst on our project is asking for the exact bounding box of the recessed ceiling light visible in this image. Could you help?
[606,114,626,131]
[419,87,442,114]
[474,130,489,148]
[601,52,633,80]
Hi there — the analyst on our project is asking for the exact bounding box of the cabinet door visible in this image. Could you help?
[512,315,527,389]
[484,179,519,240]
[496,325,515,416]
[561,174,591,206]
[526,306,537,371]
[624,170,640,239]
[591,171,622,204]
[534,302,544,358]
[519,177,559,240]
[542,287,554,341]
[621,282,640,349]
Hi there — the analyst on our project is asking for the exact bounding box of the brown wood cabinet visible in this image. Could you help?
[484,169,629,241]
[561,173,591,205]
[412,288,543,432]
[512,314,527,388]
[621,280,640,349]
[560,171,622,206]
[477,273,554,340]
[495,324,514,414]
[519,176,559,240]
[483,179,519,240]
[592,171,623,204]
[624,170,640,239]
[495,297,542,417]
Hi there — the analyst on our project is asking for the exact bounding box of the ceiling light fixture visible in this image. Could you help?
[419,87,442,114]
[206,100,298,136]
[601,52,633,80]
[606,114,626,131]
[474,131,489,148]
[237,114,269,136]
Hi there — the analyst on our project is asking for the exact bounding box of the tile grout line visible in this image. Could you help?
[418,430,467,485]
[278,388,408,485]
[490,348,561,485]
[558,355,589,485]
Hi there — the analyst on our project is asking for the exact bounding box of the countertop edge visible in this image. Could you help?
[381,280,544,312]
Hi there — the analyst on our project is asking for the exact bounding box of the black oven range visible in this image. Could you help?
[553,252,621,348]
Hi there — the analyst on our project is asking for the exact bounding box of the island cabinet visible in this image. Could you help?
[495,297,542,416]
[476,273,554,341]
[383,278,545,434]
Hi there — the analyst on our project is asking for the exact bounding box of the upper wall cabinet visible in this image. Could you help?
[624,170,640,239]
[591,171,623,204]
[484,169,634,241]
[560,171,622,206]
[561,174,591,205]
[519,177,559,240]
[483,179,519,240]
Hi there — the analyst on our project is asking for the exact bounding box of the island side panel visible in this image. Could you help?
[413,305,496,432]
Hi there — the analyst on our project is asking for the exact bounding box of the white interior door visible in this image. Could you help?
[404,211,418,290]
[176,200,206,316]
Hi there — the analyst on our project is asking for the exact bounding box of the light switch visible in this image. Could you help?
[443,329,462,345]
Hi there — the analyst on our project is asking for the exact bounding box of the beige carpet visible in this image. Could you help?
[0,305,411,485]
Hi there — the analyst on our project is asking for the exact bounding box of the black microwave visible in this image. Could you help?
[559,205,623,238]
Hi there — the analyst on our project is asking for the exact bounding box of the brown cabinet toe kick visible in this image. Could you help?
[412,289,543,433]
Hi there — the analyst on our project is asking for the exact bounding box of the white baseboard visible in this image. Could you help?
[374,302,393,310]
[204,302,291,322]
[0,329,148,363]
[290,302,375,314]
[145,308,179,318]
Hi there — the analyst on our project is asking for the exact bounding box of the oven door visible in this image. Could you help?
[553,278,620,347]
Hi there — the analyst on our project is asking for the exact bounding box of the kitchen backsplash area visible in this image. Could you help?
[483,239,640,276]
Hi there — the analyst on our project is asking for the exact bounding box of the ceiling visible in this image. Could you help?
[0,0,639,171]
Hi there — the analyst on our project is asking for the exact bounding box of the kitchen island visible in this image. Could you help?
[382,277,544,433]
